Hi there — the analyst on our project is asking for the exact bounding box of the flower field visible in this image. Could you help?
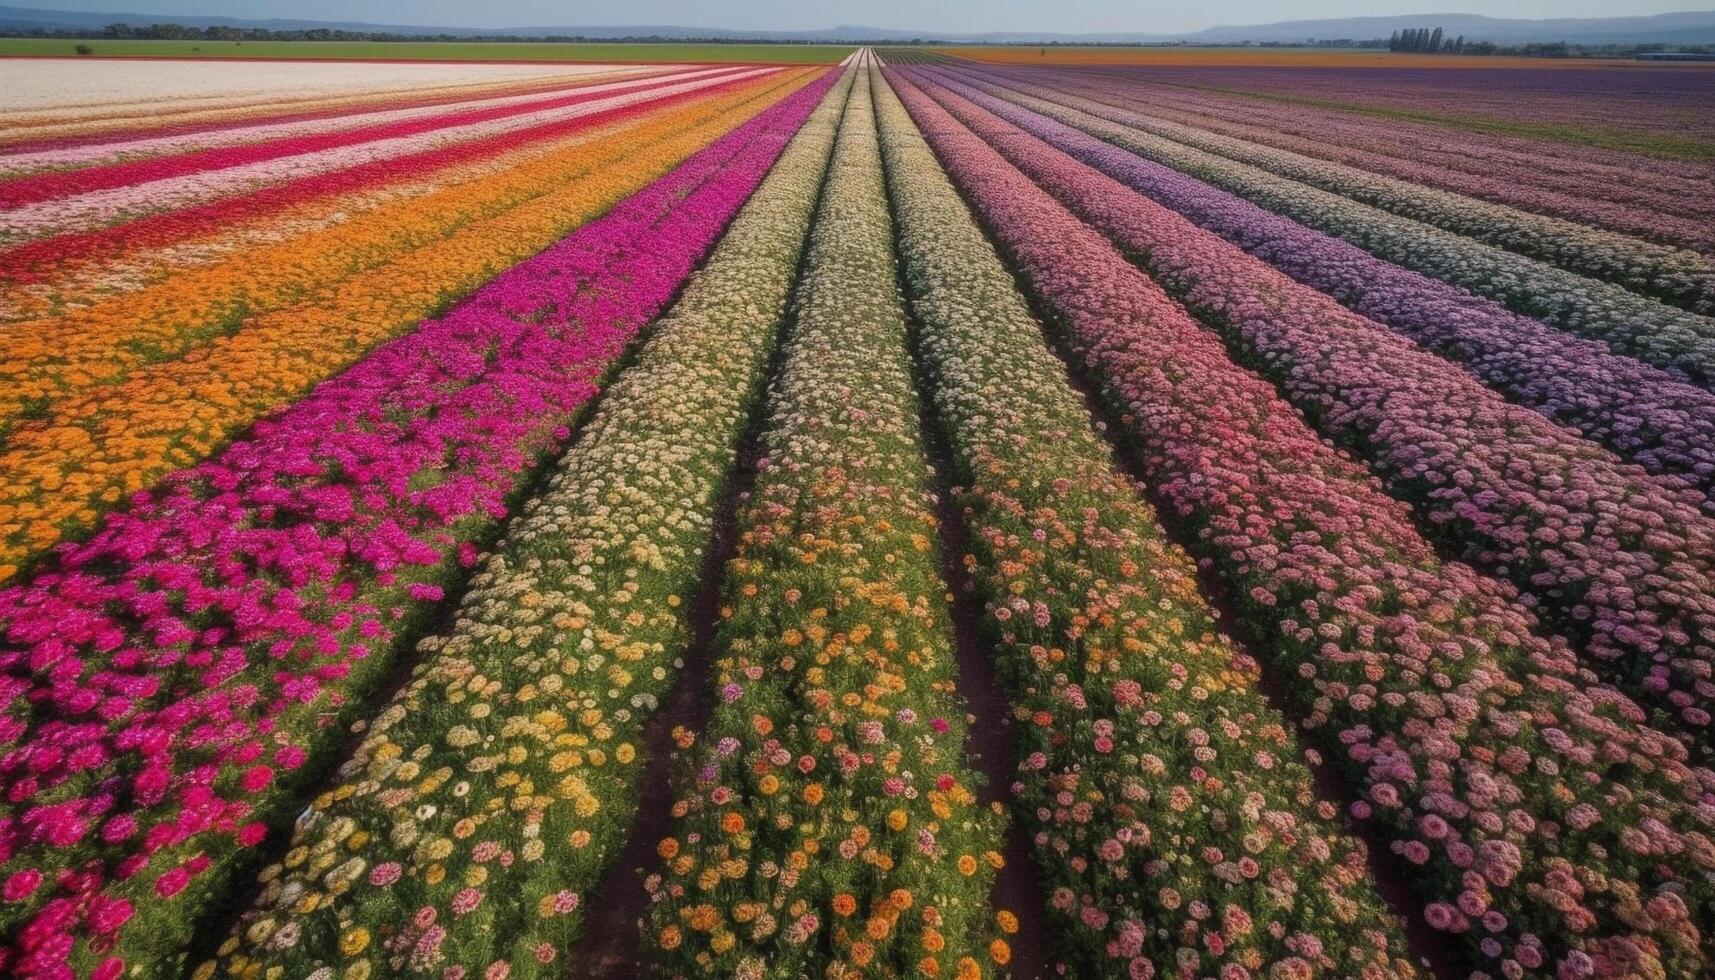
[2,42,1714,980]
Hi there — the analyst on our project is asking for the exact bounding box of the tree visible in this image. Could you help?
[1429,27,1444,51]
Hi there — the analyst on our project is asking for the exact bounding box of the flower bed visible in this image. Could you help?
[887,65,1715,980]
[908,69,1715,743]
[0,72,835,979]
[645,72,1006,980]
[964,67,1715,315]
[0,72,810,578]
[199,66,851,980]
[874,71,1417,980]
[956,66,1715,388]
[933,70,1715,509]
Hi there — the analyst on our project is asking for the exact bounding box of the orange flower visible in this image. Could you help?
[721,812,745,834]
[833,893,858,917]
[657,838,680,860]
[988,939,1011,966]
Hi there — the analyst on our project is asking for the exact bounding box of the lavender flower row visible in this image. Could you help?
[906,69,1715,743]
[1078,78,1715,254]
[963,66,1715,319]
[1088,64,1715,160]
[885,64,1715,980]
[926,71,1715,512]
[0,72,833,979]
[951,67,1715,389]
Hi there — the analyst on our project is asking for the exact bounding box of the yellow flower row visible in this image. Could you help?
[645,68,1006,980]
[198,67,853,980]
[0,70,815,579]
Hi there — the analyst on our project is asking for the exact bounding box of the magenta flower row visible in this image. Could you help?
[0,71,835,980]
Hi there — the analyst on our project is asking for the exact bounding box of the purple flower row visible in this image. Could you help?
[970,66,1715,319]
[1089,64,1715,154]
[1044,74,1715,256]
[968,68,1715,389]
[887,65,1715,980]
[906,67,1715,741]
[0,73,833,979]
[930,70,1715,513]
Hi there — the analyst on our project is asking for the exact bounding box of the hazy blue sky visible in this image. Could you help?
[18,0,1706,34]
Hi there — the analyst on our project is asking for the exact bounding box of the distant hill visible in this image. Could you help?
[2,5,1714,45]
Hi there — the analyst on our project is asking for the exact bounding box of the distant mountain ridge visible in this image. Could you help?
[2,5,1714,45]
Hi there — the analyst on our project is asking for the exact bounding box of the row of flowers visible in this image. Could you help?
[965,67,1715,388]
[0,69,778,246]
[933,74,1715,513]
[910,69,1715,744]
[874,71,1417,979]
[1,109,594,326]
[0,73,835,979]
[200,66,851,980]
[1033,72,1715,317]
[0,70,781,438]
[0,71,746,284]
[0,67,741,207]
[887,65,1715,980]
[644,72,1008,980]
[1058,74,1715,257]
[0,72,808,580]
[0,67,663,174]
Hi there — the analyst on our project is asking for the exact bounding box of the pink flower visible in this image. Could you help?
[3,869,43,902]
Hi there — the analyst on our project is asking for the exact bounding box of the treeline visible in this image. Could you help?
[1390,27,1463,52]
[1387,26,1714,57]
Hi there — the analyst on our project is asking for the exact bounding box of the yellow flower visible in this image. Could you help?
[996,910,1019,935]
[886,809,909,832]
[615,743,636,764]
[957,854,979,876]
[340,927,371,957]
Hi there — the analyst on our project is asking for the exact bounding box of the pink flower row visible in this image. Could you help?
[887,65,1715,980]
[0,67,773,243]
[909,68,1715,742]
[937,71,1715,517]
[0,72,832,979]
[0,66,738,205]
[962,67,1715,318]
[0,68,671,177]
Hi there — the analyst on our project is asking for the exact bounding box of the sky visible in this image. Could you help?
[14,0,1707,34]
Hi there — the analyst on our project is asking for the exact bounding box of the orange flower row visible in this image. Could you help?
[0,73,799,425]
[0,69,817,579]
